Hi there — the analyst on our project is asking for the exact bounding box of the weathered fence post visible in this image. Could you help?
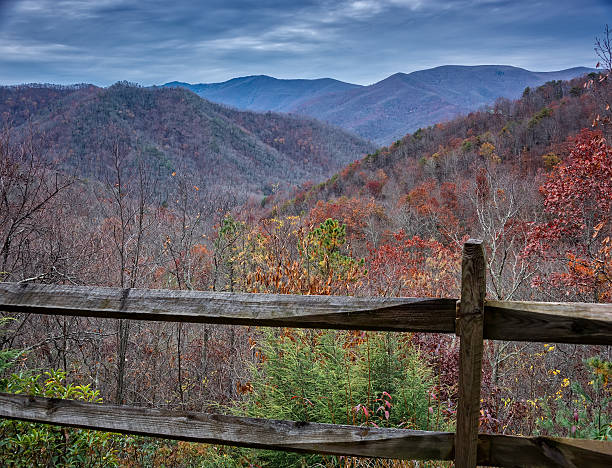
[455,240,486,467]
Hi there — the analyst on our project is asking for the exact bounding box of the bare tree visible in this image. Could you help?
[0,124,76,371]
[592,25,612,138]
[103,141,159,404]
[595,24,612,74]
[0,124,73,281]
[160,170,207,408]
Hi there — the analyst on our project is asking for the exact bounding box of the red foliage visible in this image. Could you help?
[398,180,461,241]
[400,180,438,217]
[365,169,388,197]
[526,129,612,301]
[366,179,384,196]
[308,196,384,243]
[366,231,460,297]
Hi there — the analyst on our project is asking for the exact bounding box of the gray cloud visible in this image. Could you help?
[0,0,609,86]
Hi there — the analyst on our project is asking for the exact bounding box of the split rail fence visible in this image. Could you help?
[1,240,612,466]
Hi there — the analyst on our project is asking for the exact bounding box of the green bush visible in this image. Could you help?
[0,318,24,378]
[461,139,473,153]
[0,370,122,467]
[238,328,444,466]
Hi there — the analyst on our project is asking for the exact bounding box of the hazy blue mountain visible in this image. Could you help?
[294,65,596,144]
[165,65,595,144]
[163,75,361,112]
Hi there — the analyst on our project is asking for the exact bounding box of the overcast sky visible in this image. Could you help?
[0,0,610,86]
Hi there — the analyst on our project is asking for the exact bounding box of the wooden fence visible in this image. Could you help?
[1,240,611,466]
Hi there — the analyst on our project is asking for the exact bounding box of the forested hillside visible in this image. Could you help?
[1,69,611,466]
[277,73,608,224]
[1,82,374,196]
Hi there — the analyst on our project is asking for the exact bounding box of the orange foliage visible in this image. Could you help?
[308,196,385,243]
[366,231,460,297]
[397,180,461,240]
[526,129,612,301]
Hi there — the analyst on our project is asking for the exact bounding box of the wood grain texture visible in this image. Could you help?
[3,283,612,343]
[2,393,611,466]
[0,393,455,461]
[455,240,486,468]
[479,433,612,467]
[0,283,457,333]
[485,300,612,345]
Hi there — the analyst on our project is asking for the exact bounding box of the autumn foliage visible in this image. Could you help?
[367,232,460,297]
[526,129,612,301]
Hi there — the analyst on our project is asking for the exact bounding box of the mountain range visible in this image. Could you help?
[164,65,595,144]
[2,64,596,201]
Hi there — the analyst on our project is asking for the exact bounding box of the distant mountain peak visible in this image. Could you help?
[162,64,596,144]
[162,75,361,112]
[294,65,596,144]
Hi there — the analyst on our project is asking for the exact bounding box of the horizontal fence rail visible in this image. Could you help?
[0,283,457,333]
[485,300,612,344]
[2,282,612,344]
[1,393,611,467]
[0,393,455,461]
